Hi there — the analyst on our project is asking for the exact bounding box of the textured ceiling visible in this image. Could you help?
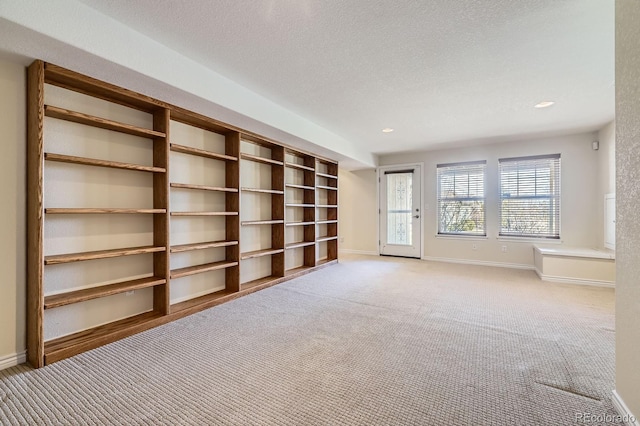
[77,0,614,155]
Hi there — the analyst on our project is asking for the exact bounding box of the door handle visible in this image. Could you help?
[414,215,420,219]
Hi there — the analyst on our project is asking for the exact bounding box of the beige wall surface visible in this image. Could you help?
[615,0,640,417]
[338,169,378,254]
[0,60,26,361]
[379,133,602,267]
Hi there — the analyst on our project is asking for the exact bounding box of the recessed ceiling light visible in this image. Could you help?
[382,128,394,133]
[534,101,555,108]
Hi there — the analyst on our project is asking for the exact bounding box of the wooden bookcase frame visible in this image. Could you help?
[26,60,339,367]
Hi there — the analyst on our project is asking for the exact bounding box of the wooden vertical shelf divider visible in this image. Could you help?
[26,60,339,367]
[225,131,241,293]
[26,60,45,368]
[152,108,171,316]
[303,155,317,267]
[271,145,286,277]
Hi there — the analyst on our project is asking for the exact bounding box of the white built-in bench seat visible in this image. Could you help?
[533,245,615,287]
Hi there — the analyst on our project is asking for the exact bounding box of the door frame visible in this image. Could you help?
[377,163,425,259]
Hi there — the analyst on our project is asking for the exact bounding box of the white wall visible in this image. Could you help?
[0,59,26,364]
[378,133,601,267]
[615,0,640,418]
[338,169,378,254]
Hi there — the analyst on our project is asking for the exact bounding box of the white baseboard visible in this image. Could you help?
[612,390,639,426]
[534,267,615,288]
[339,249,378,256]
[0,350,26,371]
[422,256,534,270]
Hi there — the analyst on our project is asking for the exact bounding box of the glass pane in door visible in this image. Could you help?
[386,172,413,245]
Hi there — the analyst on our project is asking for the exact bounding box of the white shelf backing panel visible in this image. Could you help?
[170,186,227,213]
[241,162,276,194]
[43,215,154,257]
[285,166,305,187]
[44,255,155,297]
[170,216,227,246]
[240,256,273,284]
[43,288,154,341]
[285,248,304,270]
[317,241,328,260]
[44,160,154,209]
[170,120,226,154]
[240,226,273,253]
[170,269,227,305]
[44,83,153,130]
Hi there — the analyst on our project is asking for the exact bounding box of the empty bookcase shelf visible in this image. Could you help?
[27,60,339,368]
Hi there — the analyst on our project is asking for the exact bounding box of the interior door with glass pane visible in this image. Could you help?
[379,166,421,258]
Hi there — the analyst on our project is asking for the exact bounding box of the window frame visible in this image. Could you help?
[436,160,487,237]
[498,154,561,239]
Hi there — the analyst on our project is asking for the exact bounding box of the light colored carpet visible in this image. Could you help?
[0,255,617,425]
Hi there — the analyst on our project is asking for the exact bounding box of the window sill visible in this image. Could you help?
[435,235,489,241]
[497,236,563,244]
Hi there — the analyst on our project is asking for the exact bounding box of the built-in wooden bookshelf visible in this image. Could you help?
[27,60,339,368]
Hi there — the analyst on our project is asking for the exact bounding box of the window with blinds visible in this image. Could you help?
[499,154,561,238]
[437,161,486,236]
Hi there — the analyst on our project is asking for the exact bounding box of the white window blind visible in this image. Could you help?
[499,154,561,239]
[437,161,486,236]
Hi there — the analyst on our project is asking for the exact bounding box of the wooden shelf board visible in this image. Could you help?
[170,183,238,193]
[44,63,166,113]
[285,184,315,191]
[170,260,239,279]
[45,152,165,173]
[316,220,338,225]
[44,276,165,309]
[45,208,165,214]
[317,205,338,208]
[170,289,237,314]
[316,258,338,267]
[316,172,338,179]
[170,110,235,135]
[45,105,165,139]
[241,275,281,291]
[285,221,315,227]
[286,204,314,208]
[241,220,284,226]
[44,310,164,364]
[171,211,238,216]
[241,187,285,195]
[170,143,237,162]
[42,257,339,364]
[285,266,313,276]
[285,162,315,172]
[240,248,284,260]
[316,185,338,191]
[45,245,165,265]
[285,241,315,250]
[170,240,238,253]
[317,236,339,242]
[240,153,284,166]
